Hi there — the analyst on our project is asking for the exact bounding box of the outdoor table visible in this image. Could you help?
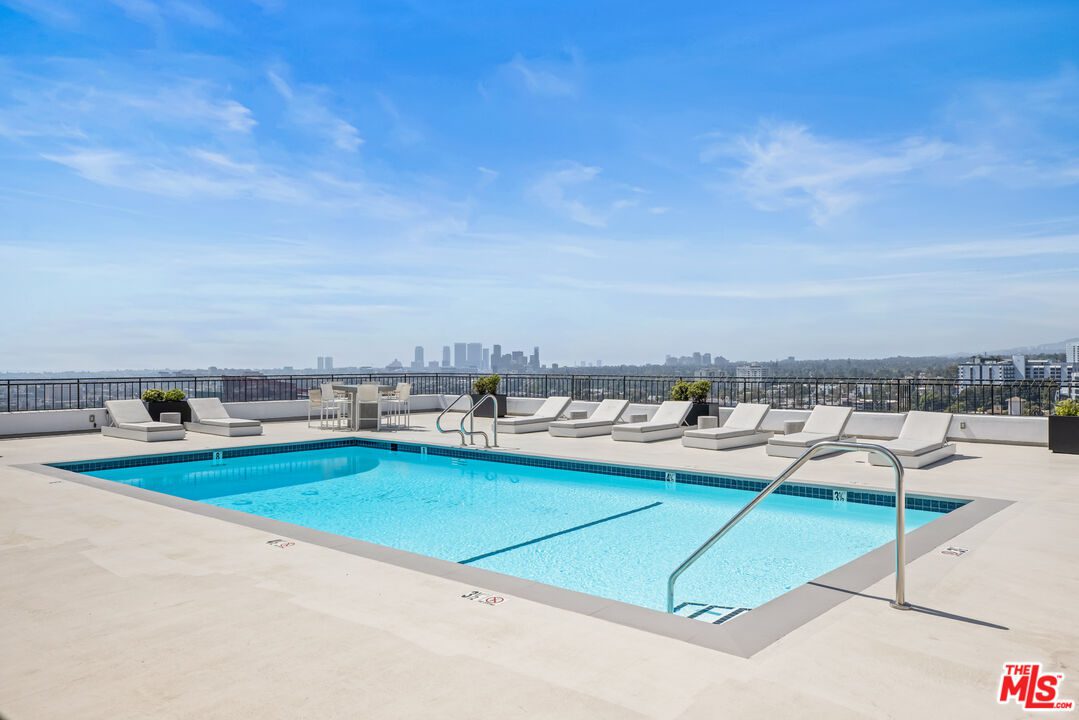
[332,384,382,431]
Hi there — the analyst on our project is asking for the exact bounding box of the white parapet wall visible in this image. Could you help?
[0,397,1050,445]
[0,395,448,438]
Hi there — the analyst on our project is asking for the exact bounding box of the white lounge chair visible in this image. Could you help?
[102,399,186,442]
[766,405,853,457]
[498,396,572,434]
[548,399,630,438]
[185,397,263,437]
[611,401,693,443]
[867,411,956,468]
[682,403,772,450]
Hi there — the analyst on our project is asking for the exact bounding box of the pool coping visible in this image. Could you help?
[18,440,1013,658]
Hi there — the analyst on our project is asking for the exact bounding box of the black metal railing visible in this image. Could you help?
[0,373,1071,415]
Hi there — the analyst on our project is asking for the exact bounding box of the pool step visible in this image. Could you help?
[673,602,751,625]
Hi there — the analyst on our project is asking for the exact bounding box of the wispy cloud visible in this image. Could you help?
[945,66,1079,186]
[703,122,948,224]
[498,52,580,98]
[109,0,224,30]
[529,162,607,227]
[267,68,363,151]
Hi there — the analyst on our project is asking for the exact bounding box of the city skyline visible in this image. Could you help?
[1,2,1078,371]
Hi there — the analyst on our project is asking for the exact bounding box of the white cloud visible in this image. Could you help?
[108,0,224,29]
[530,163,607,227]
[703,122,948,224]
[267,69,363,151]
[945,67,1079,187]
[499,53,579,98]
[40,147,429,214]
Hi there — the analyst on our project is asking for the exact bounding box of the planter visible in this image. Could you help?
[470,393,507,418]
[1048,415,1079,454]
[146,400,191,424]
[683,401,715,427]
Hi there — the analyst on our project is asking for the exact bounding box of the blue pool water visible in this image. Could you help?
[86,445,943,612]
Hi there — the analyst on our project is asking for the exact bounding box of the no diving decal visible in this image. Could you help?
[461,590,505,606]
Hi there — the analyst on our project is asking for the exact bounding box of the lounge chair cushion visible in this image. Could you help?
[723,403,769,431]
[187,397,231,420]
[531,396,572,419]
[117,421,184,433]
[586,399,630,423]
[614,421,679,433]
[199,417,261,428]
[650,401,693,426]
[768,431,836,447]
[683,426,756,440]
[501,416,553,426]
[880,440,946,457]
[106,399,153,425]
[894,411,952,446]
[802,405,853,435]
[550,419,612,430]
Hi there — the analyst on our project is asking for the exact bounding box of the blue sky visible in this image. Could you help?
[1,0,1078,371]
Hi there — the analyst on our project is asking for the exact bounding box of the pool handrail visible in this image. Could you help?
[459,393,499,448]
[435,393,470,446]
[666,440,909,614]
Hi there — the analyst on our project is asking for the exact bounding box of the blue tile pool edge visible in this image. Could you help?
[50,436,969,515]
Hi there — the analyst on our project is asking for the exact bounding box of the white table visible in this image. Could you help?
[332,384,382,431]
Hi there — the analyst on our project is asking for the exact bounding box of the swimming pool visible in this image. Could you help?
[67,439,962,616]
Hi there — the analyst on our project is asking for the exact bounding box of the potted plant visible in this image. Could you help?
[671,380,714,426]
[1049,398,1079,454]
[142,388,191,423]
[470,374,507,418]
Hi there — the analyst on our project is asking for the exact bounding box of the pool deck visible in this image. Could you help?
[2,413,1078,718]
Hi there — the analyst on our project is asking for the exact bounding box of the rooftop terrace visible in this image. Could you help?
[2,403,1078,718]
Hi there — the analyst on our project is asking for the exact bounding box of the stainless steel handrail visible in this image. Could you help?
[666,440,909,614]
[459,393,498,448]
[435,393,470,446]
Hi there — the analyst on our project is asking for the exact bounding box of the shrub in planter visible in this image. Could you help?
[671,380,714,425]
[470,374,506,418]
[1049,399,1079,454]
[141,387,191,423]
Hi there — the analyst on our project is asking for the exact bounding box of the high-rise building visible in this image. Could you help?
[692,352,702,366]
[1067,341,1079,364]
[454,343,466,368]
[466,342,482,369]
[491,344,502,371]
[317,356,324,371]
[442,345,451,368]
[324,356,333,371]
[412,346,424,370]
[530,346,540,369]
[703,353,712,366]
[427,360,440,370]
[735,363,764,380]
[482,348,490,371]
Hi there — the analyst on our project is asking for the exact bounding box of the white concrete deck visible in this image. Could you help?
[2,413,1078,718]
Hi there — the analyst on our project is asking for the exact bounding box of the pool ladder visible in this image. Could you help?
[666,440,909,615]
[435,392,499,448]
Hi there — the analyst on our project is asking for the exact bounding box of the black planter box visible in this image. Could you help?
[146,400,191,423]
[470,393,507,418]
[1048,415,1079,454]
[683,401,715,427]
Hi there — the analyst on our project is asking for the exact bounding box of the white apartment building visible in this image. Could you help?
[735,363,765,380]
[958,353,1077,386]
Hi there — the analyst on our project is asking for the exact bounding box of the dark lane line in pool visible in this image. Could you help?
[457,501,664,565]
